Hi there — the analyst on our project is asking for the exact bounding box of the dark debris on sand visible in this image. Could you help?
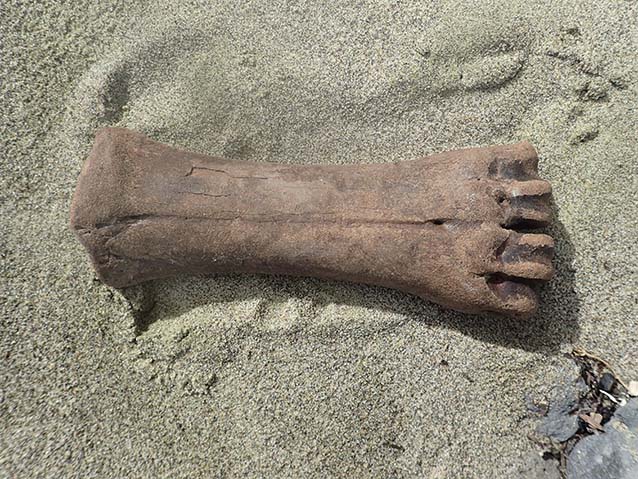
[532,349,637,479]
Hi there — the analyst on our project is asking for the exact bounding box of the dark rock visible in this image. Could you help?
[537,378,588,442]
[566,418,638,479]
[599,372,615,392]
[537,414,580,443]
[615,398,638,430]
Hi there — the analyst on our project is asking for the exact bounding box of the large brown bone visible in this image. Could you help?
[70,128,554,317]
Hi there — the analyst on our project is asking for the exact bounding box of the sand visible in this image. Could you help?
[1,0,637,477]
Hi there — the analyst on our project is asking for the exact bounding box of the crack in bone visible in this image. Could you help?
[176,190,232,198]
[184,165,271,180]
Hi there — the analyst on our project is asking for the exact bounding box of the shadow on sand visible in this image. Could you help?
[121,201,579,355]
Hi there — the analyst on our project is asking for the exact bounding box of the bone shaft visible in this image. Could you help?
[70,128,445,290]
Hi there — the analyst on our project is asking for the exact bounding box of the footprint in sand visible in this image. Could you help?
[433,50,527,95]
[347,49,528,121]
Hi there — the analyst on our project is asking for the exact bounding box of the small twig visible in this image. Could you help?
[599,389,626,406]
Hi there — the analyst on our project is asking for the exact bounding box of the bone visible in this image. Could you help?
[70,128,554,317]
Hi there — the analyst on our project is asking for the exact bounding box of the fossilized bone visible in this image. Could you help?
[70,128,554,317]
